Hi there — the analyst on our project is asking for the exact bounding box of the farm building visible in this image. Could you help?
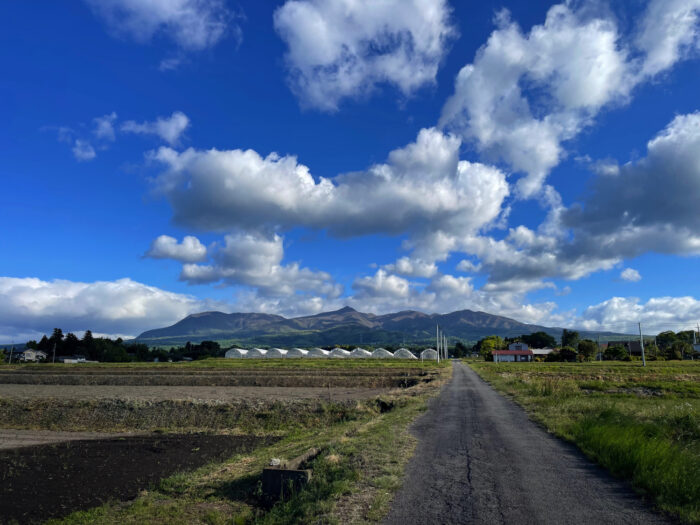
[287,348,309,358]
[266,348,288,358]
[350,347,372,358]
[246,348,268,358]
[17,349,48,362]
[530,348,555,357]
[420,348,438,360]
[493,350,533,362]
[307,348,329,358]
[330,347,351,358]
[224,348,248,358]
[371,348,393,358]
[508,343,529,351]
[394,348,417,359]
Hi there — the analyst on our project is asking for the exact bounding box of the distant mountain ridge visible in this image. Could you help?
[134,306,623,347]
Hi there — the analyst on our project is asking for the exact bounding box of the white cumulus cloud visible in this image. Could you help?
[620,268,642,282]
[273,0,456,111]
[146,235,207,263]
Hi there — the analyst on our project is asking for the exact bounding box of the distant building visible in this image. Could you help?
[530,348,555,357]
[508,342,529,351]
[18,349,47,362]
[493,350,533,362]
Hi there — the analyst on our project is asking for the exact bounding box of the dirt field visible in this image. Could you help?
[0,384,388,402]
[0,428,141,450]
[0,433,276,524]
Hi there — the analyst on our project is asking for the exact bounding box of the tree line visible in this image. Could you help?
[11,328,226,363]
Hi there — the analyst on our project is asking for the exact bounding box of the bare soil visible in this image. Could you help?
[0,433,275,524]
[0,429,140,450]
[0,384,387,402]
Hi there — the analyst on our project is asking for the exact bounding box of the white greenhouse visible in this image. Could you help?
[330,347,351,358]
[371,348,393,359]
[266,348,288,358]
[307,348,330,358]
[394,348,417,359]
[286,348,309,358]
[225,348,248,359]
[420,348,438,360]
[350,347,372,358]
[246,348,268,358]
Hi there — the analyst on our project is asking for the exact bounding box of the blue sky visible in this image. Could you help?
[2,0,700,340]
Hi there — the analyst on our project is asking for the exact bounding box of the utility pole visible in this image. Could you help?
[436,325,440,364]
[52,343,56,364]
[8,345,14,364]
[597,334,601,361]
[638,323,646,367]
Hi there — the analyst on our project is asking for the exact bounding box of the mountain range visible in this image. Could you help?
[134,306,623,347]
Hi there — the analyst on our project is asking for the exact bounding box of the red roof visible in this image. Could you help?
[492,350,533,355]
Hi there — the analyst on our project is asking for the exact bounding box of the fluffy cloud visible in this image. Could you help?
[273,0,456,110]
[620,268,642,282]
[179,233,342,299]
[636,0,700,77]
[152,127,509,239]
[577,296,700,333]
[440,1,700,197]
[146,235,207,263]
[384,257,438,278]
[563,112,700,258]
[84,0,233,51]
[122,111,190,145]
[0,276,217,340]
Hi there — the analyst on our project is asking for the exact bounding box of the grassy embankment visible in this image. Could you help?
[2,360,450,524]
[468,360,700,523]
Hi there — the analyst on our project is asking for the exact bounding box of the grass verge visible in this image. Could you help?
[468,360,700,523]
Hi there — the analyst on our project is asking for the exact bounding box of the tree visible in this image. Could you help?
[63,333,80,355]
[604,344,628,361]
[577,340,597,360]
[37,335,51,351]
[669,340,692,360]
[475,336,504,360]
[561,329,580,348]
[453,341,470,358]
[558,346,578,362]
[521,331,557,348]
[656,331,677,351]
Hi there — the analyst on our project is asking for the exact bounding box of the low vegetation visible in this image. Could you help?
[468,360,700,523]
[40,367,450,524]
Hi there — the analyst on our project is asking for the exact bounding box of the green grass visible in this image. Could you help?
[48,370,449,524]
[468,360,700,523]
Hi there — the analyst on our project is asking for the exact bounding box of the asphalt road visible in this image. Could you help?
[384,361,670,525]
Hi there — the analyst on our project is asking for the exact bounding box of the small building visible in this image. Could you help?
[393,348,417,359]
[420,348,438,361]
[307,348,329,358]
[18,349,48,362]
[493,350,533,362]
[225,348,248,359]
[371,348,393,359]
[350,348,372,358]
[287,348,309,358]
[330,347,350,358]
[508,342,529,351]
[530,348,555,357]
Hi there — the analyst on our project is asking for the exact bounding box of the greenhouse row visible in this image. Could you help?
[225,347,440,360]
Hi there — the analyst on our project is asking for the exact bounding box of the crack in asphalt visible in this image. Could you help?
[384,362,671,525]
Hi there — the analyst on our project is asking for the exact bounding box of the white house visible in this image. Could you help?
[493,350,533,362]
[508,342,529,351]
[18,349,48,362]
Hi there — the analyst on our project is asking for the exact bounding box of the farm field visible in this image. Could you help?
[468,360,700,523]
[0,359,449,523]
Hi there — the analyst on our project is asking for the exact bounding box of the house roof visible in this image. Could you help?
[492,350,533,356]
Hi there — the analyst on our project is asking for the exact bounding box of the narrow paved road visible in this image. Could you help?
[385,362,670,525]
